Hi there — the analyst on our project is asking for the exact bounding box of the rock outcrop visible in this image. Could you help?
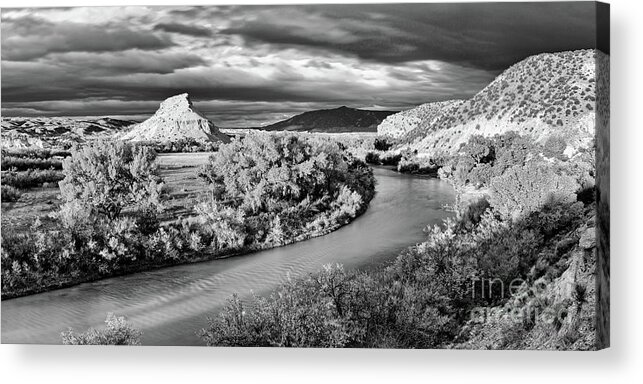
[120,93,230,143]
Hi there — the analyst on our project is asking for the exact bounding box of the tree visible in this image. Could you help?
[489,162,579,219]
[59,141,164,221]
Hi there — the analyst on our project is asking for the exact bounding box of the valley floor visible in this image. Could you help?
[1,152,212,232]
[1,152,376,299]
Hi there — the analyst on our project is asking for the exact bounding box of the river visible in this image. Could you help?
[1,167,454,345]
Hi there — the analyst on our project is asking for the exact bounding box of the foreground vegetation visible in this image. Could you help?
[198,198,594,349]
[1,133,375,298]
[62,313,142,345]
[196,130,597,349]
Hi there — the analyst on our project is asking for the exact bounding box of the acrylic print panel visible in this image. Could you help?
[0,2,609,349]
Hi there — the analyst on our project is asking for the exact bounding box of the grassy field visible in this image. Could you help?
[1,152,214,232]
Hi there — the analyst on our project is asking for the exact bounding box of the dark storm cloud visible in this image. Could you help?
[221,2,597,70]
[153,23,212,37]
[51,51,207,75]
[1,3,600,124]
[1,15,173,61]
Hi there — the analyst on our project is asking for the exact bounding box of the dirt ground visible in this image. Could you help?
[1,152,213,232]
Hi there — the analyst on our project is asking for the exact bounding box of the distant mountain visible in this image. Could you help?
[385,49,600,158]
[120,93,230,143]
[1,116,138,148]
[262,106,398,133]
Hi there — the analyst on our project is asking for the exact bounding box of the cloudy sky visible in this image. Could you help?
[1,2,598,127]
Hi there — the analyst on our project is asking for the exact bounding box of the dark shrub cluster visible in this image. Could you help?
[1,155,63,171]
[135,138,221,153]
[197,133,375,250]
[396,155,444,175]
[1,148,70,159]
[1,185,21,202]
[365,152,402,166]
[1,168,64,189]
[374,138,393,151]
[437,132,590,218]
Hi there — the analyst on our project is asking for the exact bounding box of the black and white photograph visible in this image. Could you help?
[1,1,610,352]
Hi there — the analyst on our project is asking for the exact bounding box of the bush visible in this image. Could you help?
[489,162,579,219]
[441,132,536,189]
[1,168,64,189]
[59,141,164,220]
[397,156,440,175]
[1,155,63,171]
[542,135,569,161]
[136,138,220,153]
[458,197,491,230]
[61,313,141,345]
[374,138,393,151]
[1,148,70,159]
[1,185,21,202]
[380,153,402,166]
[197,133,375,249]
[365,152,380,164]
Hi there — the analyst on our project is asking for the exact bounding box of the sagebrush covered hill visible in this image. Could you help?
[384,50,600,158]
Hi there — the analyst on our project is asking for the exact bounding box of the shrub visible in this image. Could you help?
[374,138,393,151]
[1,168,64,189]
[380,153,402,166]
[59,141,164,220]
[542,135,569,161]
[61,313,142,345]
[397,156,440,175]
[197,133,375,249]
[458,197,491,230]
[489,162,579,219]
[365,152,380,164]
[1,185,21,202]
[0,155,63,171]
[1,148,70,159]
[201,265,361,347]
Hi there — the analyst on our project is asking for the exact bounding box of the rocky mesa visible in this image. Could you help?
[120,93,230,143]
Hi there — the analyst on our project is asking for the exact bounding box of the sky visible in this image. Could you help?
[1,2,598,127]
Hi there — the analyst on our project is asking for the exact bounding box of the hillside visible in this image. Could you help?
[262,106,397,133]
[1,117,137,148]
[377,100,463,139]
[385,50,599,157]
[120,93,230,143]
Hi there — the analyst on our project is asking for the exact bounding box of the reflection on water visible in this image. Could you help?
[1,167,454,345]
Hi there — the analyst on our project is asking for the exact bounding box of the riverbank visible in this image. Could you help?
[201,197,597,349]
[1,182,375,300]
